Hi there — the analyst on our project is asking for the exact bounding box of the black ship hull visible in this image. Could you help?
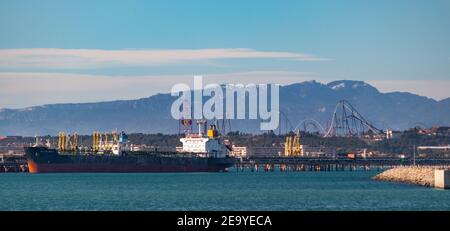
[25,147,237,173]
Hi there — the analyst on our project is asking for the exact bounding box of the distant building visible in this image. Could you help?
[230,145,248,158]
[6,136,22,139]
[435,127,450,136]
[361,133,385,142]
[130,144,141,151]
[417,145,450,158]
[386,129,402,139]
[248,147,282,157]
[416,126,450,136]
[301,145,335,157]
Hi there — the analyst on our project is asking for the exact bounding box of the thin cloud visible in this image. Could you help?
[0,48,328,69]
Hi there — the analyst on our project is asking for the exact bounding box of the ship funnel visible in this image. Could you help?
[208,124,219,139]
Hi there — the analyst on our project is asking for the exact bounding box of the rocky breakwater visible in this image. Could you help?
[373,166,439,187]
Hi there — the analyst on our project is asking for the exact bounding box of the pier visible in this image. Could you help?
[2,154,450,173]
[236,156,450,172]
[0,154,28,173]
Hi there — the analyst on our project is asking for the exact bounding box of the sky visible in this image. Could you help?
[0,0,449,108]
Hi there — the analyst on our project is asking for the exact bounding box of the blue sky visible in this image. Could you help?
[0,0,449,108]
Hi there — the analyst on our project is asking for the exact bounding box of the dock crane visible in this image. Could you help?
[284,130,303,157]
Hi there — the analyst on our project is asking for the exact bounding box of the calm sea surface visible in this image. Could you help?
[1,171,449,211]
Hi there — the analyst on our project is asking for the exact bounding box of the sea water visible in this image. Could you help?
[1,171,449,211]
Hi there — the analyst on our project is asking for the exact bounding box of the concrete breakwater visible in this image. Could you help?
[373,166,448,187]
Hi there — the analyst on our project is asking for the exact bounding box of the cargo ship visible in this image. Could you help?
[25,121,237,173]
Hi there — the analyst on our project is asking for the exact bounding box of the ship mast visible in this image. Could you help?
[196,119,207,136]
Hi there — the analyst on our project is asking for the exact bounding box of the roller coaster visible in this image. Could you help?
[180,99,384,139]
[287,100,384,138]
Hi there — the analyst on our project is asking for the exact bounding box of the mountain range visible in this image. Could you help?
[1,80,449,136]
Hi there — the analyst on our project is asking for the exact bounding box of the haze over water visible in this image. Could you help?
[1,171,450,211]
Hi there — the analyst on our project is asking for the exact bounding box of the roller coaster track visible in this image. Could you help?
[323,100,384,137]
[293,119,326,135]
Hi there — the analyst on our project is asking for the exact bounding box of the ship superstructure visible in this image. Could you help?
[179,120,230,158]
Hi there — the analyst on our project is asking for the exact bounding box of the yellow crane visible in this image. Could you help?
[57,131,78,152]
[112,131,118,143]
[96,131,100,151]
[57,130,117,153]
[284,136,291,156]
[104,131,110,151]
[284,130,303,157]
[65,133,71,152]
[91,131,117,152]
[92,131,98,152]
[58,132,65,151]
[72,132,78,151]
